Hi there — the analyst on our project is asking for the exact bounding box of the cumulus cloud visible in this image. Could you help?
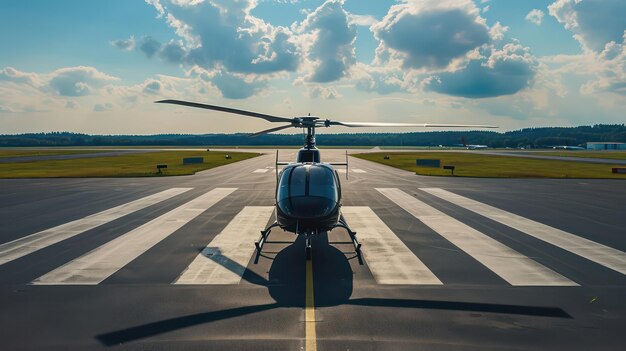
[144,0,300,74]
[48,66,118,96]
[138,36,162,58]
[300,0,356,82]
[308,85,341,99]
[425,43,538,98]
[353,63,407,94]
[142,79,162,94]
[525,9,544,26]
[111,37,136,51]
[548,0,626,96]
[489,22,509,41]
[549,0,626,52]
[211,72,267,99]
[0,67,40,86]
[372,0,490,71]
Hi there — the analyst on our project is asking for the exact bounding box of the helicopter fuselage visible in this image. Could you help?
[275,161,341,235]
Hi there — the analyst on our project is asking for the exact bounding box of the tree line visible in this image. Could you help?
[1,124,624,148]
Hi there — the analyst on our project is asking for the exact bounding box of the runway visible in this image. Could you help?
[0,149,625,350]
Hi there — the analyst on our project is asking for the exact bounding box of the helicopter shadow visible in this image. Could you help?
[96,232,570,346]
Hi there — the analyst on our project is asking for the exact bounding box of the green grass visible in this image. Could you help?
[354,152,626,179]
[0,151,260,178]
[0,149,110,158]
[523,151,626,160]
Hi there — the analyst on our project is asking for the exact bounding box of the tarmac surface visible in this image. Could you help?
[0,149,625,350]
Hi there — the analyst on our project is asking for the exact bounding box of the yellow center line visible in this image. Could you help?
[305,258,317,351]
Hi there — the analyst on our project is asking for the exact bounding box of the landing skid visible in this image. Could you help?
[254,217,363,264]
[333,216,363,265]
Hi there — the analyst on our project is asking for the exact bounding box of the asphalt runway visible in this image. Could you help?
[0,149,625,350]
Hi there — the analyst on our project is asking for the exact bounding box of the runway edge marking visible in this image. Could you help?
[0,188,193,266]
[31,188,237,285]
[421,187,626,276]
[341,206,443,285]
[376,188,578,286]
[174,206,274,285]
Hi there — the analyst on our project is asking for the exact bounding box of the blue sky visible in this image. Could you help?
[0,0,624,134]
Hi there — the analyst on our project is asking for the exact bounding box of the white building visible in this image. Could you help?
[586,142,626,150]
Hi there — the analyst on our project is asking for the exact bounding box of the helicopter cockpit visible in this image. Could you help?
[276,163,341,232]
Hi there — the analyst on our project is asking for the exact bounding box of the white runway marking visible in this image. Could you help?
[377,188,577,286]
[253,169,269,173]
[421,187,626,276]
[174,206,274,285]
[336,169,366,174]
[32,188,237,285]
[0,188,192,266]
[341,206,442,285]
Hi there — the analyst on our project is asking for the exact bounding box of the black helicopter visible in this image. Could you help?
[156,99,497,260]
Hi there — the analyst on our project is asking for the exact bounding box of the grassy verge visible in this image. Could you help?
[0,151,259,178]
[0,150,110,158]
[354,152,626,179]
[521,151,626,160]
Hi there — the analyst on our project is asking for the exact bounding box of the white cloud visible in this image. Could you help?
[525,9,544,26]
[47,66,119,97]
[548,0,626,52]
[308,85,341,99]
[548,0,626,96]
[349,14,377,26]
[111,37,136,51]
[372,0,490,71]
[0,67,41,86]
[146,0,300,74]
[299,0,356,83]
[425,43,538,98]
[489,22,509,41]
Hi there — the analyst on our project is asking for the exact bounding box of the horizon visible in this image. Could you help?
[1,0,624,135]
[3,122,625,137]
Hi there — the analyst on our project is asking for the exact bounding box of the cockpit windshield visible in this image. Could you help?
[277,165,338,202]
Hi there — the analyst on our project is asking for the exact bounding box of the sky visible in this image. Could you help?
[0,0,624,135]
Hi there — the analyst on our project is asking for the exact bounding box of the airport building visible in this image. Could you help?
[586,142,626,150]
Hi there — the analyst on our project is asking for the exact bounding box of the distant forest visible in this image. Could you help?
[1,124,625,148]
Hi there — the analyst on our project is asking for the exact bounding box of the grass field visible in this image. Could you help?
[354,152,626,179]
[523,151,626,160]
[0,150,110,158]
[0,150,259,178]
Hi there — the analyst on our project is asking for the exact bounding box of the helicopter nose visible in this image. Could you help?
[278,196,337,219]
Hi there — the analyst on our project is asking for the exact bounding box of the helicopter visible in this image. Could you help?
[156,99,497,261]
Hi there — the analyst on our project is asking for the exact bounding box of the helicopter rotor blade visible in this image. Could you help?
[327,121,498,128]
[249,124,294,137]
[155,100,293,123]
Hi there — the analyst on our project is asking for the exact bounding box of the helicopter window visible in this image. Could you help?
[277,167,293,202]
[289,166,307,197]
[309,166,337,200]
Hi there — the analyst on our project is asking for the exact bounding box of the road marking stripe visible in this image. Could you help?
[336,169,366,174]
[421,187,626,276]
[0,188,192,266]
[305,259,316,351]
[341,206,442,285]
[174,206,274,285]
[32,188,237,285]
[253,169,269,173]
[377,189,577,286]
